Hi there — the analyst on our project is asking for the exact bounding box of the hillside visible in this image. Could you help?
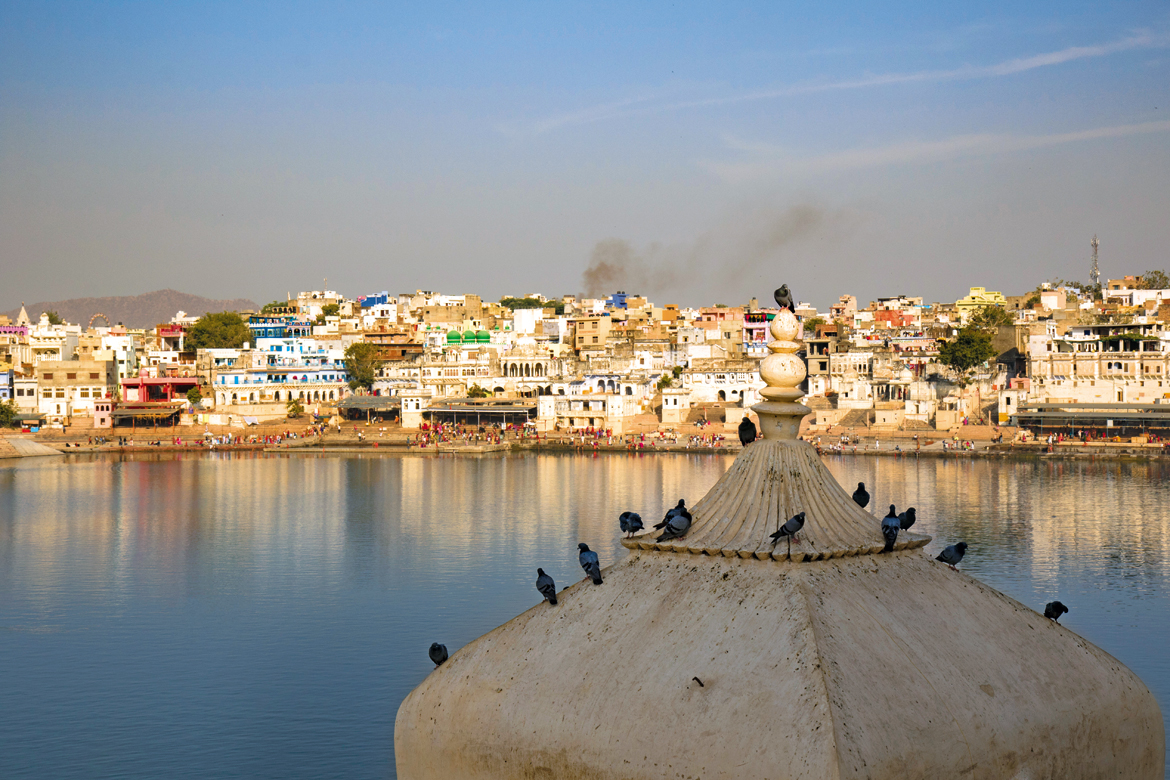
[2,290,259,330]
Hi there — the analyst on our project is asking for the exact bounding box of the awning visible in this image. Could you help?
[337,396,401,412]
[112,407,183,419]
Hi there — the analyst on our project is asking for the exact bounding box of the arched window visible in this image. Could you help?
[558,387,565,395]
[231,393,238,403]
[625,386,633,396]
[597,380,605,391]
[718,390,726,401]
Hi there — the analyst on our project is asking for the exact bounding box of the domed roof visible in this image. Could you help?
[445,330,461,343]
[461,331,477,343]
[475,330,490,342]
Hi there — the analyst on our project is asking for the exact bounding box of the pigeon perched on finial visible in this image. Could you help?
[618,511,643,538]
[654,499,691,530]
[655,506,693,542]
[881,505,900,552]
[852,482,870,508]
[1044,601,1069,622]
[898,507,916,531]
[536,568,558,605]
[770,512,806,545]
[774,284,795,312]
[578,543,603,584]
[738,416,757,446]
[936,542,968,570]
[428,642,448,667]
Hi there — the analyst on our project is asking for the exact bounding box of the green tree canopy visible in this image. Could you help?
[321,303,340,317]
[286,397,305,419]
[1139,270,1170,290]
[186,312,251,350]
[802,316,826,333]
[938,326,997,373]
[500,297,565,315]
[344,342,383,391]
[260,300,287,314]
[969,306,1013,330]
[45,311,63,325]
[186,387,203,407]
[467,384,491,398]
[0,399,18,428]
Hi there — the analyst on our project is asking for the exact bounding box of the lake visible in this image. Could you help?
[1,451,1168,779]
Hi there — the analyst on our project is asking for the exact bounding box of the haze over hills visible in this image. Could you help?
[2,290,259,330]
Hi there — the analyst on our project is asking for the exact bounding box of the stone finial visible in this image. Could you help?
[753,306,810,440]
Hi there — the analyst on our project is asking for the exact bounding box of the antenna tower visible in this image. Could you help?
[1090,235,1100,288]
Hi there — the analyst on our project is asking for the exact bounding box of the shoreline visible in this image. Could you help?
[7,437,1170,461]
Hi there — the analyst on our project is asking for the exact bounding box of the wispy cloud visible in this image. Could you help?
[704,119,1170,181]
[532,32,1165,133]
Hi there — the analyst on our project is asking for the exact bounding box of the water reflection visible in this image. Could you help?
[1,452,1167,779]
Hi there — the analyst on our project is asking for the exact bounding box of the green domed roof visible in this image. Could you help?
[461,331,477,343]
[446,330,461,343]
[475,330,490,342]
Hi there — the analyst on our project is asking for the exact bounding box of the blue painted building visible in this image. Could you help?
[0,367,12,401]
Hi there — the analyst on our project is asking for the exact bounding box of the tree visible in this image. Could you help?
[969,306,1013,330]
[1139,270,1170,290]
[1024,294,1041,309]
[344,342,382,391]
[286,397,304,419]
[500,297,565,315]
[467,384,490,398]
[802,316,826,334]
[657,375,674,391]
[0,399,18,428]
[938,326,997,373]
[185,312,251,350]
[260,300,286,314]
[186,387,203,407]
[45,311,63,325]
[321,303,340,317]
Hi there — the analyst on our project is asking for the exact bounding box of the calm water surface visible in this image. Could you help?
[1,451,1168,779]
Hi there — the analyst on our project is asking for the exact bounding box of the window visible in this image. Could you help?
[67,373,77,380]
[43,373,52,380]
[56,388,65,398]
[90,373,99,379]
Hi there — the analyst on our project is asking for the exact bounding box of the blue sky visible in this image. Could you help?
[2,1,1168,309]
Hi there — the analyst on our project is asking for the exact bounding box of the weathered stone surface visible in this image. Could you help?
[395,549,1163,779]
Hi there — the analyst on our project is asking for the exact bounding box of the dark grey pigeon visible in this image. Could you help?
[536,568,558,605]
[774,284,795,312]
[770,512,806,545]
[654,499,690,530]
[852,482,870,509]
[578,543,602,584]
[618,511,643,538]
[428,642,448,666]
[656,509,692,542]
[898,507,916,531]
[738,417,757,446]
[881,505,900,553]
[1044,601,1069,622]
[936,542,968,569]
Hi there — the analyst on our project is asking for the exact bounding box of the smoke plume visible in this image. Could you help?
[580,204,851,303]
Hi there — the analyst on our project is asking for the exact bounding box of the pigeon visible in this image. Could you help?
[769,512,806,545]
[738,416,757,446]
[654,499,690,530]
[852,482,870,509]
[881,505,900,552]
[936,542,968,570]
[898,507,916,531]
[773,284,795,312]
[536,568,558,605]
[428,642,448,667]
[656,509,692,542]
[1044,601,1069,622]
[618,511,643,538]
[578,543,603,584]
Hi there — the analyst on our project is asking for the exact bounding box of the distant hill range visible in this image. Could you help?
[2,289,259,330]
